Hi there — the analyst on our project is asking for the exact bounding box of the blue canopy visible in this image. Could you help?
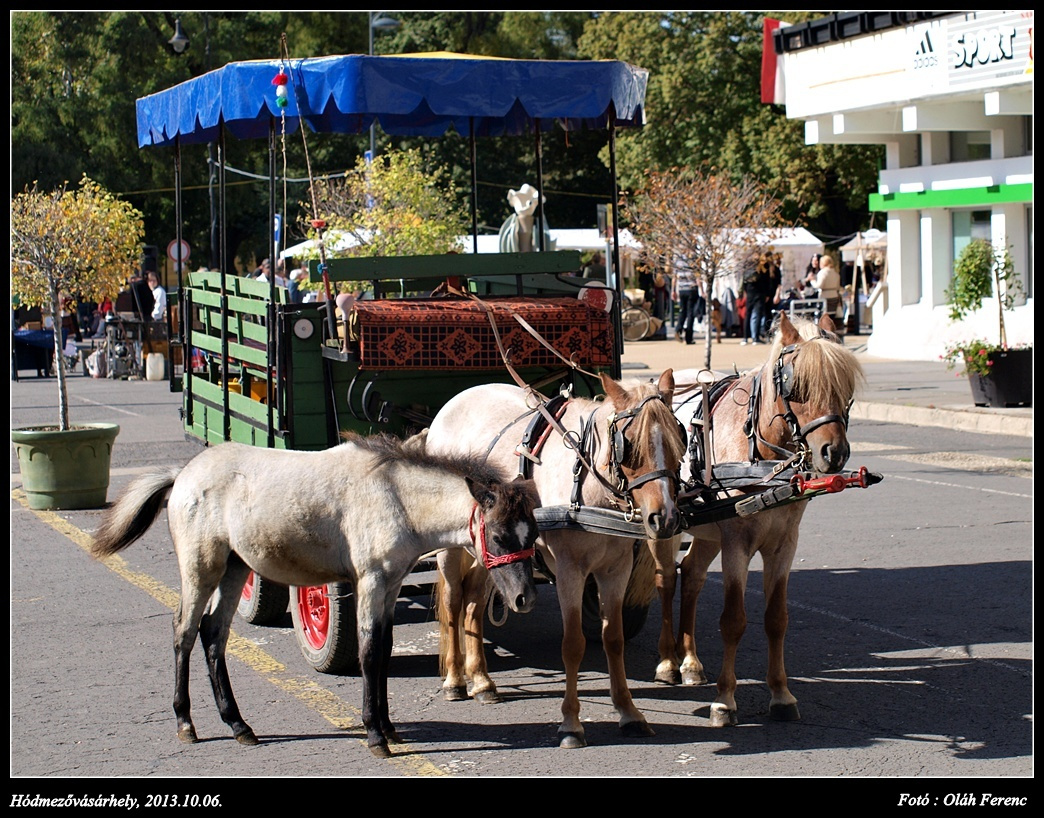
[137,52,648,148]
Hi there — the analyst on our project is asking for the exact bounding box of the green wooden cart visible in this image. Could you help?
[138,52,651,672]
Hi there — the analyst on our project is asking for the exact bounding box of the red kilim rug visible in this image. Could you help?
[352,296,614,371]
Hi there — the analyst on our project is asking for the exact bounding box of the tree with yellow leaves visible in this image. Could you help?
[297,147,469,293]
[12,176,145,430]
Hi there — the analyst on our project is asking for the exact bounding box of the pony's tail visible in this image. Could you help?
[90,466,181,559]
[624,542,658,609]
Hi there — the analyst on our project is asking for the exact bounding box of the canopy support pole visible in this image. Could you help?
[266,118,277,448]
[469,117,479,252]
[218,125,230,441]
[608,108,623,379]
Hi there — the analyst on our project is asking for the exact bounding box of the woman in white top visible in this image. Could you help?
[807,254,841,319]
[147,272,167,322]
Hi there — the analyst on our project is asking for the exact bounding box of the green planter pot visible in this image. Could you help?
[12,422,120,510]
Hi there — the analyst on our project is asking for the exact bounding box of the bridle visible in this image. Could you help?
[564,392,685,519]
[469,503,535,569]
[605,394,688,497]
[745,341,852,468]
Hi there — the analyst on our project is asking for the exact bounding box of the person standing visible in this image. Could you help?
[147,271,167,322]
[288,261,308,304]
[671,255,698,345]
[582,251,607,281]
[742,253,773,345]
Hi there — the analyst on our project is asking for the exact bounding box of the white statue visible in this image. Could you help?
[498,184,556,253]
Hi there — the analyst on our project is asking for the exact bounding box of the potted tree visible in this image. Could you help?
[11,176,145,509]
[942,238,1031,407]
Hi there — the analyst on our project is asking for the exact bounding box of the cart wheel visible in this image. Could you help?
[289,583,359,674]
[580,576,650,642]
[621,307,652,342]
[237,571,290,625]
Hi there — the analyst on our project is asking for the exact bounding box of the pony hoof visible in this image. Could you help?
[443,685,469,702]
[368,740,392,758]
[654,667,682,686]
[177,726,198,744]
[473,689,501,705]
[770,702,801,722]
[709,703,738,728]
[620,720,655,738]
[681,668,707,686]
[558,731,587,749]
[235,728,259,746]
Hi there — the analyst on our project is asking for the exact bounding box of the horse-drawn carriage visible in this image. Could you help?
[133,50,882,751]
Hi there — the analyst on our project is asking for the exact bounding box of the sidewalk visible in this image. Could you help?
[620,329,1032,438]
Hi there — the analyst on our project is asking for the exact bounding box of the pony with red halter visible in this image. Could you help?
[427,370,686,748]
[649,312,864,726]
[90,433,539,757]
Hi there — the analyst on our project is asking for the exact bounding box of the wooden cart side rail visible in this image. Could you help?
[184,377,286,448]
[186,270,290,303]
[190,333,271,370]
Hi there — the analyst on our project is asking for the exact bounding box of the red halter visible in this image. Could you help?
[469,504,535,569]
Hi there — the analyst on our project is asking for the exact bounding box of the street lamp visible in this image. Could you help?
[169,18,190,55]
[368,12,400,158]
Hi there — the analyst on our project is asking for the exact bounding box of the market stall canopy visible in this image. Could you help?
[839,229,887,262]
[136,52,649,148]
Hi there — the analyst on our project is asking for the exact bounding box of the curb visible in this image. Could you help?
[851,401,1033,438]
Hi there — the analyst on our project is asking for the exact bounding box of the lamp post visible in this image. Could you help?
[368,12,400,159]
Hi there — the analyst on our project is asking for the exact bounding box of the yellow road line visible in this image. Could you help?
[11,488,446,777]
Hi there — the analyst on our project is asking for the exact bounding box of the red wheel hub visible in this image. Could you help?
[295,585,330,650]
[241,571,256,602]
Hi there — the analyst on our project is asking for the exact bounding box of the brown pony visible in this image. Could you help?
[649,312,863,726]
[427,371,686,748]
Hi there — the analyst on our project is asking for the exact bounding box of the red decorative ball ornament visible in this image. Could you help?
[272,69,289,109]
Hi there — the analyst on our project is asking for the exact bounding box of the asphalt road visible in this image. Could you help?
[9,376,1033,800]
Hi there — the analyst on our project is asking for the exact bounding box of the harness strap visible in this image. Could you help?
[517,392,570,478]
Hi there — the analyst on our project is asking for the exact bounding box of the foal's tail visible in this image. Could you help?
[90,466,181,558]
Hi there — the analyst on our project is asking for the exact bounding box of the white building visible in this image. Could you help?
[765,11,1033,360]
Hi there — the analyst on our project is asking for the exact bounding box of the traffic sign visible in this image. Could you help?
[167,239,191,264]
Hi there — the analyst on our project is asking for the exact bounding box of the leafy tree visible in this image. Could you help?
[625,165,786,368]
[578,11,880,239]
[298,147,469,289]
[12,10,880,269]
[12,176,145,430]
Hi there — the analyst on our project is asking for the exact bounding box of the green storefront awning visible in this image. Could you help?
[870,183,1032,212]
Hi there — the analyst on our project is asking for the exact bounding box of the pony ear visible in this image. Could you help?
[601,373,622,404]
[778,312,801,346]
[465,476,497,510]
[818,313,837,334]
[599,372,628,405]
[657,368,675,401]
[402,429,427,454]
[511,475,540,507]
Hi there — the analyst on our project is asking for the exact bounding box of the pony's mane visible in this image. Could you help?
[343,431,510,489]
[609,379,687,466]
[766,318,864,409]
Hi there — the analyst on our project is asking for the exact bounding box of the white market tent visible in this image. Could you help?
[839,228,887,263]
[712,227,825,297]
